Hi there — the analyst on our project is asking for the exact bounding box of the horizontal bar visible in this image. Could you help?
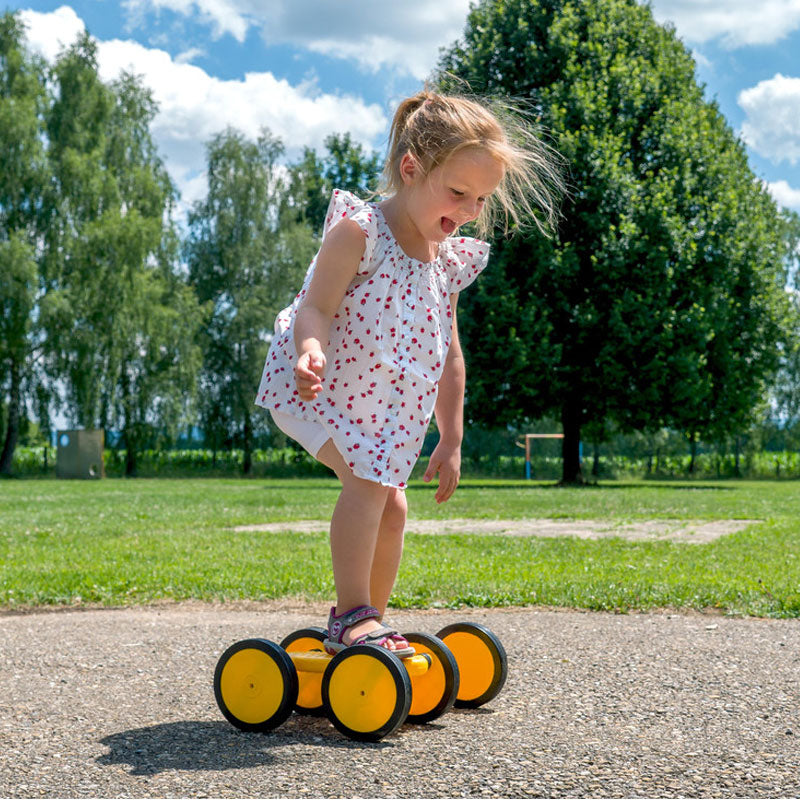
[288,650,430,676]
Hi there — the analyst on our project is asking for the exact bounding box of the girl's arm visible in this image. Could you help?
[424,294,465,503]
[294,220,366,402]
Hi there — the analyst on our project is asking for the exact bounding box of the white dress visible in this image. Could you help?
[255,188,490,488]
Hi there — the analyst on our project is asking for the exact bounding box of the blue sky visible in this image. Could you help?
[8,0,800,216]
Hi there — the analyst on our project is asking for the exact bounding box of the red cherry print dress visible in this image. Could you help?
[255,189,490,489]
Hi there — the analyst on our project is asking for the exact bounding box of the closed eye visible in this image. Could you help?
[452,188,488,204]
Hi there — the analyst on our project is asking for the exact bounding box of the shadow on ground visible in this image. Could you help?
[97,716,386,775]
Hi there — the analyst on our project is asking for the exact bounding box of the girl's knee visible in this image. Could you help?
[383,488,408,527]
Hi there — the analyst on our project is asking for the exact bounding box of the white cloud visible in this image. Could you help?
[739,74,800,165]
[122,0,251,41]
[649,0,800,47]
[174,46,205,64]
[691,49,712,70]
[120,0,800,71]
[265,0,472,80]
[767,180,800,211]
[18,6,86,61]
[18,7,388,215]
[123,0,473,79]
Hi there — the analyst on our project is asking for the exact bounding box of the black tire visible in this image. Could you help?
[280,626,328,650]
[321,644,411,742]
[279,627,328,715]
[214,638,298,732]
[403,632,460,724]
[436,622,508,708]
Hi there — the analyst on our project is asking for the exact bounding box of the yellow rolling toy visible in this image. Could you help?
[279,627,328,716]
[213,638,298,733]
[435,622,508,708]
[213,622,507,742]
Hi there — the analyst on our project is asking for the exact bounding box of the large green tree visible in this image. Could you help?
[185,128,316,473]
[768,212,800,435]
[41,34,203,475]
[0,12,48,474]
[438,0,795,482]
[288,132,381,237]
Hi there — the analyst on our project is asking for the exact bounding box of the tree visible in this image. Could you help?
[768,212,800,435]
[41,35,203,475]
[0,235,38,473]
[288,132,381,236]
[185,128,316,473]
[0,12,48,475]
[438,0,795,483]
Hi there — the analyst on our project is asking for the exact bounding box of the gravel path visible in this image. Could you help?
[2,603,800,798]
[233,518,761,544]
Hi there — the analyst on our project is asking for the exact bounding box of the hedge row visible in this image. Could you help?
[9,445,800,480]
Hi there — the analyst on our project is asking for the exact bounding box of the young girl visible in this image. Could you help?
[255,90,562,656]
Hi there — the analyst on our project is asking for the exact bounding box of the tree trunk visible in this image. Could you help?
[121,365,137,477]
[560,399,584,484]
[734,435,741,477]
[0,359,22,476]
[688,431,697,474]
[242,411,252,475]
[125,431,137,477]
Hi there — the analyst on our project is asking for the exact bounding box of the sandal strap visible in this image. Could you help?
[352,625,402,644]
[352,628,410,649]
[327,604,381,644]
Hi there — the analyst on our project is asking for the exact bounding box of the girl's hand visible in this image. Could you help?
[423,441,461,504]
[295,350,327,401]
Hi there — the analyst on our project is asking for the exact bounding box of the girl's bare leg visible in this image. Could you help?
[316,439,404,650]
[370,488,407,618]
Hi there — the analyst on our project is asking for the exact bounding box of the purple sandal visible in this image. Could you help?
[323,605,415,658]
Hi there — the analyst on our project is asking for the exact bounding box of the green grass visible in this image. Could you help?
[1,477,799,616]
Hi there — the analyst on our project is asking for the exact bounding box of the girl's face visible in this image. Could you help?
[403,147,505,242]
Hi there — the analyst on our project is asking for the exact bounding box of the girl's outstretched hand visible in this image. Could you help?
[295,350,327,401]
[423,441,461,504]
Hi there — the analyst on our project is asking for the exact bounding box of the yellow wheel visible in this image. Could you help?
[403,632,459,724]
[321,645,411,742]
[436,623,507,708]
[214,639,298,732]
[280,626,327,715]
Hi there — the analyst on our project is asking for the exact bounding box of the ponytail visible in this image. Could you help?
[377,90,566,238]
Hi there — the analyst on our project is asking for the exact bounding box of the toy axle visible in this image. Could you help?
[289,649,431,676]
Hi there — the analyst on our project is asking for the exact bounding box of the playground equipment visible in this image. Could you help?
[214,622,507,742]
[517,433,583,479]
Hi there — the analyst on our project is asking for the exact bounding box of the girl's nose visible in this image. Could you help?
[462,198,480,220]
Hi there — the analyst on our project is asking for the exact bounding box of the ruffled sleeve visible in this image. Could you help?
[443,236,491,294]
[323,188,378,276]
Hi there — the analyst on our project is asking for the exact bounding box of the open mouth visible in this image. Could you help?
[441,216,457,235]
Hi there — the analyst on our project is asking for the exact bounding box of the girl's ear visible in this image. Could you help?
[399,151,420,186]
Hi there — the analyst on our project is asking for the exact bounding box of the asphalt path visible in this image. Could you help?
[2,602,799,798]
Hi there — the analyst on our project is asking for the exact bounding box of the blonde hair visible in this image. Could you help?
[378,89,566,239]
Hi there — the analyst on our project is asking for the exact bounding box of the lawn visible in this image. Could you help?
[1,477,799,616]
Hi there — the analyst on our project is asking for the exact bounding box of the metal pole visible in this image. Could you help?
[525,434,531,480]
[525,434,531,481]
